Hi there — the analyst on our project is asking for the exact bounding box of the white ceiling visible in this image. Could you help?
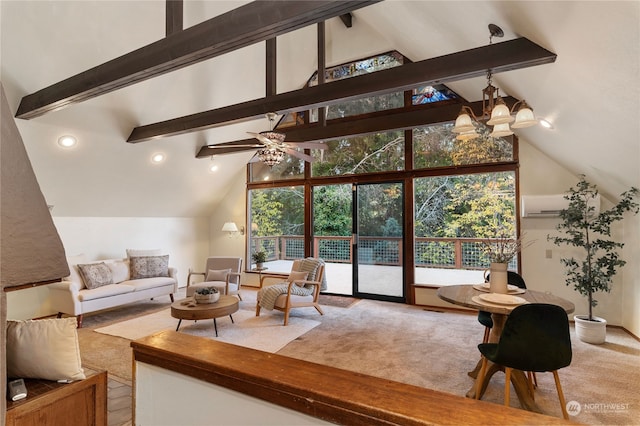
[1,1,639,217]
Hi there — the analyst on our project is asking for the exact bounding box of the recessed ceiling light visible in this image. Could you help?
[57,135,77,148]
[151,153,165,164]
[209,164,219,173]
[539,118,553,129]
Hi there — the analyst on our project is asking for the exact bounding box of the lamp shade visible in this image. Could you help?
[487,103,514,125]
[511,106,538,128]
[221,222,239,233]
[489,122,514,138]
[452,113,475,133]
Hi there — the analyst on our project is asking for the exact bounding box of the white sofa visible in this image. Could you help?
[48,253,178,327]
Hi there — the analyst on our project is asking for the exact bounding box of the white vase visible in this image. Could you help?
[574,315,607,344]
[487,262,508,294]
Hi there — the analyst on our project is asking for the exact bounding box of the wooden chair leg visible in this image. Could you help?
[314,304,324,315]
[527,371,535,399]
[169,293,174,302]
[482,326,490,344]
[475,357,488,400]
[504,367,512,407]
[283,310,290,326]
[76,314,83,328]
[237,292,242,301]
[553,370,569,420]
[255,303,261,317]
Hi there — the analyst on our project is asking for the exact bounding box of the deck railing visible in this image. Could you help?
[251,236,517,270]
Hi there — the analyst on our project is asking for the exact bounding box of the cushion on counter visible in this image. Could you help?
[6,317,86,382]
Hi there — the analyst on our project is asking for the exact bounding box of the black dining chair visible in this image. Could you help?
[475,303,572,419]
[479,271,527,344]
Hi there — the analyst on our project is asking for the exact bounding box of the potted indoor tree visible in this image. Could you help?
[548,175,638,344]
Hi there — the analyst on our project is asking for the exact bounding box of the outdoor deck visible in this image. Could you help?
[257,260,486,296]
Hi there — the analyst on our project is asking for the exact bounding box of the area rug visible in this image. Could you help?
[94,308,320,353]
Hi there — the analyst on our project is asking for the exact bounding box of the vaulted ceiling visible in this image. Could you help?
[1,1,638,217]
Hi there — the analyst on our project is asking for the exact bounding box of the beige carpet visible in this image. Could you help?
[94,308,320,353]
[78,288,640,425]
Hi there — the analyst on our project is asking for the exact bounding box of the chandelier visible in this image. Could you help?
[257,147,284,167]
[452,24,538,141]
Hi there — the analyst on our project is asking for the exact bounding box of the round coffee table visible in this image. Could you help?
[170,295,239,337]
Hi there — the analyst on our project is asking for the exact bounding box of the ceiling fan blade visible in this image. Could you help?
[210,138,260,147]
[284,148,315,163]
[287,142,328,150]
[247,131,273,145]
[208,144,261,149]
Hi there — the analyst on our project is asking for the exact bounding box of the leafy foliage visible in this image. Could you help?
[548,175,639,320]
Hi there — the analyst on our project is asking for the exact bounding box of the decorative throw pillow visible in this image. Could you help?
[206,268,231,282]
[6,317,86,382]
[287,271,309,286]
[130,255,170,279]
[77,262,114,289]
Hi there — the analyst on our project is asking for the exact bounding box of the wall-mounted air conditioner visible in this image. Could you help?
[521,194,600,218]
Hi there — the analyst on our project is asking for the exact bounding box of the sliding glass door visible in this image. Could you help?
[354,182,404,301]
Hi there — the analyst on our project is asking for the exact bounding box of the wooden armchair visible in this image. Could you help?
[186,256,243,300]
[255,258,325,325]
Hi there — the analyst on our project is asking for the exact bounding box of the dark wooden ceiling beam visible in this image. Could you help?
[15,0,380,119]
[194,97,518,158]
[129,37,555,143]
[165,0,183,36]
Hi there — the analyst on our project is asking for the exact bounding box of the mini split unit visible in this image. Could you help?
[521,194,601,218]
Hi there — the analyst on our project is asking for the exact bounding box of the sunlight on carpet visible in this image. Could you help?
[94,308,320,353]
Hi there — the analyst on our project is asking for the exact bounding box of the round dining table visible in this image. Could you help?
[437,284,575,413]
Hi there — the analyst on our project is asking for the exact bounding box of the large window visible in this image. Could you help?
[246,51,520,302]
[414,172,517,285]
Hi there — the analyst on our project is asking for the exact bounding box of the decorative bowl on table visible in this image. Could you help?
[194,287,220,304]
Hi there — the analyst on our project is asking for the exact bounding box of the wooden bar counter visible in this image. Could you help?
[131,330,575,425]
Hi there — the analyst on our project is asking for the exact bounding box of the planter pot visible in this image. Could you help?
[194,291,220,304]
[485,262,508,294]
[574,314,607,344]
[255,262,264,269]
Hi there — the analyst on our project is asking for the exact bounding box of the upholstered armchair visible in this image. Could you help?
[255,258,326,325]
[187,256,243,300]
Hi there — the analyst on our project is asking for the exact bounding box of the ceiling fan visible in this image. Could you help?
[205,113,327,166]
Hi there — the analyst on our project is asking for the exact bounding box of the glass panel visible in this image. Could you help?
[313,184,353,295]
[249,155,305,182]
[357,182,404,297]
[308,51,405,121]
[413,123,514,169]
[312,130,405,177]
[248,186,304,273]
[412,85,458,105]
[414,172,517,285]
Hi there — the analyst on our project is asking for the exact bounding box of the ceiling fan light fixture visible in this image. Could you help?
[257,147,284,167]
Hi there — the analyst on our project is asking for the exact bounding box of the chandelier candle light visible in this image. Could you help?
[452,24,539,141]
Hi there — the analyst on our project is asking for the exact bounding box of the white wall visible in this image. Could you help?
[518,139,638,328]
[135,362,330,425]
[6,216,209,320]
